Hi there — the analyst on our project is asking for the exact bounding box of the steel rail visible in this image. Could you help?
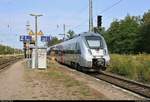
[90,71,150,98]
[0,56,23,71]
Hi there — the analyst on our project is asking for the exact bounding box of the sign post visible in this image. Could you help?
[20,31,49,69]
[20,35,32,58]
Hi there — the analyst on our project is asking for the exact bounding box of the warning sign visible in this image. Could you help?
[29,30,34,36]
[37,30,44,36]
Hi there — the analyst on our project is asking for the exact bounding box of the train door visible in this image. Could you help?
[61,50,64,64]
[74,42,81,65]
[58,46,64,64]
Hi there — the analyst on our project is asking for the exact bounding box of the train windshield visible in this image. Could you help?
[85,36,103,49]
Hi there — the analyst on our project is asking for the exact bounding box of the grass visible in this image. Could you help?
[47,62,93,97]
[107,54,150,84]
[48,68,84,88]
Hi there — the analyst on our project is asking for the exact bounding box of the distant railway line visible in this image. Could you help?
[0,55,23,71]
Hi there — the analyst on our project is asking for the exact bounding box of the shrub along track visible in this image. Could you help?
[0,55,23,71]
[88,71,150,99]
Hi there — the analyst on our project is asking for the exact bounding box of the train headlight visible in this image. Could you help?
[88,49,92,55]
[103,49,107,55]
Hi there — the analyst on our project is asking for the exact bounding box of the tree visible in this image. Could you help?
[67,30,75,39]
[105,15,141,54]
[104,19,121,53]
[47,37,62,47]
[136,10,150,53]
[94,27,106,36]
[95,10,150,54]
[0,44,22,55]
[142,10,150,24]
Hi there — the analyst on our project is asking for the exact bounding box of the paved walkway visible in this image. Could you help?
[0,60,27,100]
[0,60,105,100]
[0,60,144,100]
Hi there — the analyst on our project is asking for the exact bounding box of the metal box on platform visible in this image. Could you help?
[32,48,47,69]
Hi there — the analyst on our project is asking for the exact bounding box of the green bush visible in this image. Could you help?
[107,54,150,84]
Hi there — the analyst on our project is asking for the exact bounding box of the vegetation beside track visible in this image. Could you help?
[107,54,150,84]
[0,44,22,55]
[47,61,105,99]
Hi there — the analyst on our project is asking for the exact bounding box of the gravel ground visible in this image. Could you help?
[0,59,146,100]
[0,60,106,100]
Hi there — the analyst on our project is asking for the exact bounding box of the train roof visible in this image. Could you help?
[48,32,103,50]
[74,32,102,38]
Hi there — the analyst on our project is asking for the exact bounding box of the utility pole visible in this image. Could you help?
[89,0,93,32]
[26,21,30,32]
[63,24,66,41]
[26,21,30,59]
[30,14,43,68]
[58,24,66,41]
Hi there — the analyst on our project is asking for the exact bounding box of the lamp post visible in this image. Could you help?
[30,14,43,68]
[26,21,30,59]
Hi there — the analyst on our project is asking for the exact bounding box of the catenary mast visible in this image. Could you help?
[89,0,93,32]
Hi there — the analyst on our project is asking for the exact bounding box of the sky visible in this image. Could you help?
[0,0,150,49]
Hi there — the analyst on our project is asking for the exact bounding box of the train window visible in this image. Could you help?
[85,36,103,49]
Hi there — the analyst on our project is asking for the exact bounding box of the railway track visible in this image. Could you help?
[0,56,23,71]
[89,71,150,99]
[47,57,150,99]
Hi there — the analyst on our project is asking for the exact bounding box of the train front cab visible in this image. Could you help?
[78,35,109,72]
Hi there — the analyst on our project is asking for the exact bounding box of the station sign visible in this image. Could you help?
[20,35,32,42]
[41,36,51,42]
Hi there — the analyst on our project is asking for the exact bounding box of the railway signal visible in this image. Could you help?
[97,15,102,28]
